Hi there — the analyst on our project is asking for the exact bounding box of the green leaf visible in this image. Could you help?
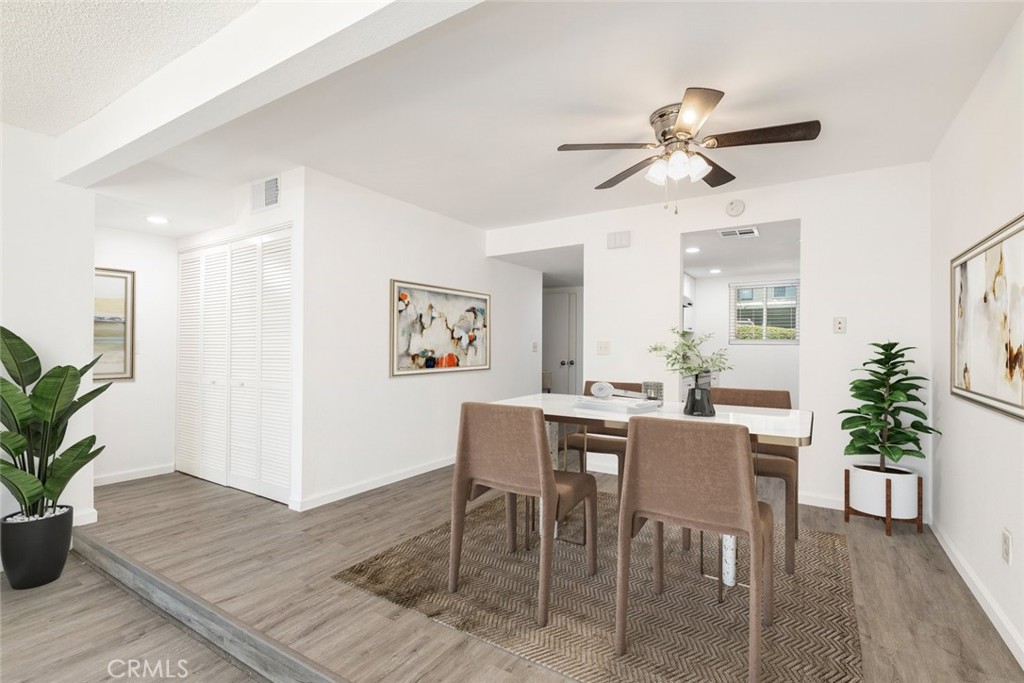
[1,377,34,432]
[910,420,941,435]
[52,382,112,448]
[880,444,905,463]
[900,449,926,459]
[0,460,43,512]
[0,431,27,459]
[838,409,863,416]
[41,436,101,504]
[887,390,908,403]
[0,327,41,390]
[79,355,103,377]
[841,415,870,430]
[29,366,80,425]
[894,406,928,420]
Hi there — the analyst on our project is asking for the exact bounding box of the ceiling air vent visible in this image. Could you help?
[718,226,759,239]
[251,176,280,212]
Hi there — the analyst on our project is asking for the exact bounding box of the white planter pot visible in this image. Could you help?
[848,464,919,520]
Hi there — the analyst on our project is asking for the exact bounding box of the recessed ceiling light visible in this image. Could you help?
[146,215,168,225]
[685,247,701,254]
[709,268,722,274]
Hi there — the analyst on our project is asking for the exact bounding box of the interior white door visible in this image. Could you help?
[228,239,259,494]
[257,231,292,503]
[175,252,202,477]
[200,246,229,486]
[542,291,579,394]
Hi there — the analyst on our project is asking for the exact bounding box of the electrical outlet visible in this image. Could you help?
[596,341,611,355]
[833,317,847,334]
[1003,529,1012,565]
[532,342,538,353]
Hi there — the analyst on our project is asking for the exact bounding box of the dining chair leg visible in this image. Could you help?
[523,497,533,551]
[653,521,664,595]
[681,527,691,551]
[614,511,633,655]
[717,538,724,604]
[585,492,597,575]
[699,530,705,576]
[505,493,517,553]
[616,455,625,500]
[794,463,800,540]
[748,536,763,683]
[448,492,468,593]
[537,499,556,627]
[785,478,796,575]
[763,527,774,627]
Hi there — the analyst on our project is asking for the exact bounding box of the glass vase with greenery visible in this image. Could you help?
[1,327,110,518]
[839,342,939,472]
[648,328,733,384]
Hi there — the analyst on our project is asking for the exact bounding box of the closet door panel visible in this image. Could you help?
[175,253,202,476]
[200,247,229,485]
[228,240,260,493]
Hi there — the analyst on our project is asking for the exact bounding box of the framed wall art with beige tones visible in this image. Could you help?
[94,268,135,380]
[951,211,1024,419]
[391,280,490,376]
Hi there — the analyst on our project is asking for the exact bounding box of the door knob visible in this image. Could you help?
[560,360,567,366]
[568,360,575,366]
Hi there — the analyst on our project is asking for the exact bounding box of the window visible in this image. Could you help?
[729,280,799,344]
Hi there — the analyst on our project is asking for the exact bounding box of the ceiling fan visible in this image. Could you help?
[558,87,821,190]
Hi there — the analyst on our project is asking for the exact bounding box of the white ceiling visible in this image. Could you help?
[3,2,1020,235]
[0,0,257,136]
[494,245,585,288]
[132,1,1021,230]
[683,220,800,280]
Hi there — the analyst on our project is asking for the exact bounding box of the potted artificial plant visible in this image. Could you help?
[840,341,939,535]
[0,327,110,589]
[649,328,732,416]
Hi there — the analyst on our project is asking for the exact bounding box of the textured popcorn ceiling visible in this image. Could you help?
[1,0,257,136]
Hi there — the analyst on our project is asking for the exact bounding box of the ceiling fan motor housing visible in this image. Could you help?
[650,104,684,142]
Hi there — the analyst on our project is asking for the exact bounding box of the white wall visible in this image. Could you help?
[488,162,932,513]
[929,15,1024,667]
[93,227,178,485]
[300,167,541,509]
[0,124,97,525]
[692,272,800,405]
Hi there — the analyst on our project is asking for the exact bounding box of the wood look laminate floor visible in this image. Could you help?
[0,554,255,683]
[19,469,1024,683]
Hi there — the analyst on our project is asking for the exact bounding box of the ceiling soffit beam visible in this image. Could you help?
[55,0,482,187]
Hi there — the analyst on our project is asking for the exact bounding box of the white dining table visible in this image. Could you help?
[493,393,814,585]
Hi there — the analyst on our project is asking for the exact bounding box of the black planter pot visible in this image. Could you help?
[683,387,715,416]
[1,506,73,589]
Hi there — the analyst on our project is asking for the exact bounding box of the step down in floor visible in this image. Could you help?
[73,529,347,683]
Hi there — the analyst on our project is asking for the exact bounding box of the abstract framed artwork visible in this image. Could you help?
[951,211,1024,420]
[94,268,135,380]
[391,280,490,376]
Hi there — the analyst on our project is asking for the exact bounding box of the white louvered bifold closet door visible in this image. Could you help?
[228,238,260,495]
[257,230,292,503]
[199,246,230,485]
[175,253,202,477]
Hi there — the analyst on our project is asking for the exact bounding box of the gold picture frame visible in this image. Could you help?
[94,268,136,380]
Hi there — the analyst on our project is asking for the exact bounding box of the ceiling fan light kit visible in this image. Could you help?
[558,87,821,196]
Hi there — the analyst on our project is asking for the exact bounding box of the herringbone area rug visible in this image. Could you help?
[333,492,861,682]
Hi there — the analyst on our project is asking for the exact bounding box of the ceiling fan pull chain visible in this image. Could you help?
[674,180,679,214]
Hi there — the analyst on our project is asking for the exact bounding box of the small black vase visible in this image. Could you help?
[1,506,73,589]
[684,387,715,416]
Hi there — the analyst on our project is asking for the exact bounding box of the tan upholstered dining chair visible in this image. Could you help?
[710,387,798,574]
[614,417,774,683]
[448,402,598,626]
[561,381,641,487]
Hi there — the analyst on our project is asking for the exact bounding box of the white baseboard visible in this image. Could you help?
[73,507,97,526]
[798,492,843,510]
[95,464,175,487]
[932,524,1024,670]
[291,456,455,511]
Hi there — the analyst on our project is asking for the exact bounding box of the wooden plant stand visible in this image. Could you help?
[844,469,923,536]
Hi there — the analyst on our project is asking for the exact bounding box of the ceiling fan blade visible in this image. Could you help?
[595,156,661,190]
[558,143,658,151]
[672,87,725,138]
[693,152,736,188]
[701,120,821,149]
